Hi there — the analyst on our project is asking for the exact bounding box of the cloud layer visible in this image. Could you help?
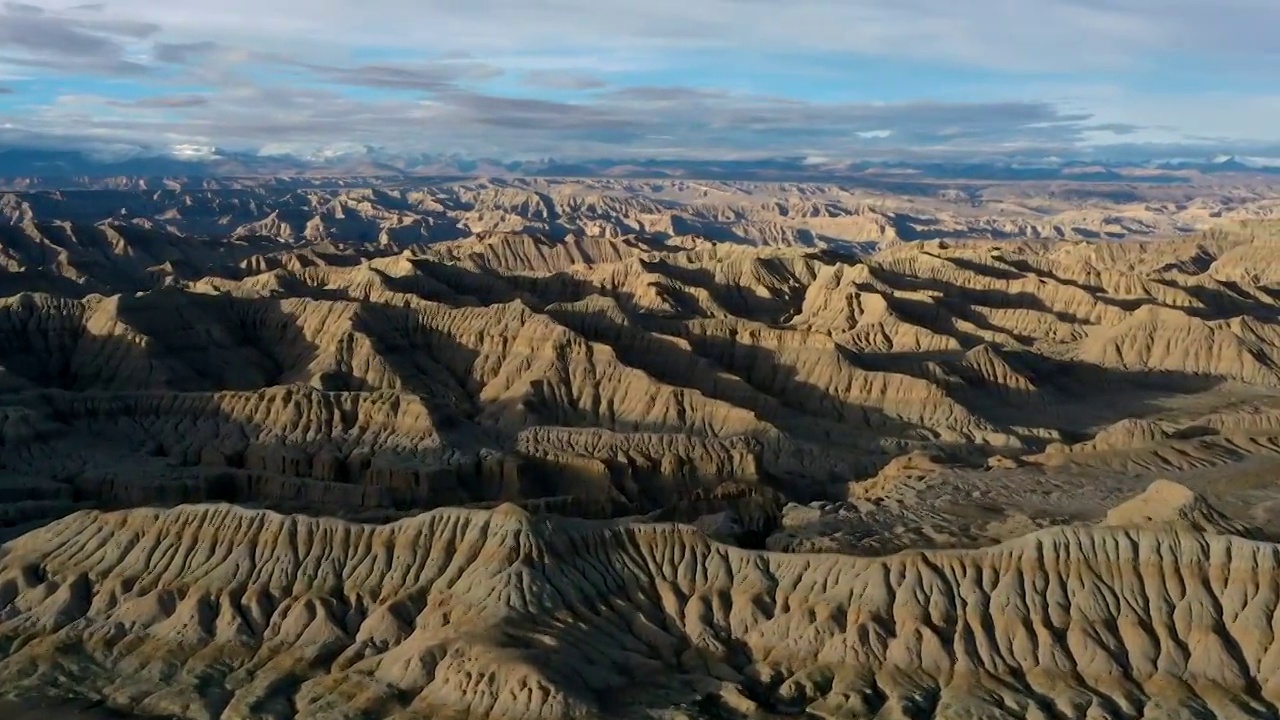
[0,0,1277,161]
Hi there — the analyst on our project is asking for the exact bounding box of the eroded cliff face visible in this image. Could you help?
[4,220,1280,533]
[3,177,1262,266]
[2,186,1280,717]
[0,496,1277,720]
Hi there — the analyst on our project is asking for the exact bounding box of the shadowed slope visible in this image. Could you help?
[5,223,1280,534]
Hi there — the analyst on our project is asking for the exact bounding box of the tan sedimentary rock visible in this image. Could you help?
[3,185,1280,717]
[5,220,1280,513]
[1101,479,1264,538]
[0,500,1276,719]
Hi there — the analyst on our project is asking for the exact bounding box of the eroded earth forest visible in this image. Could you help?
[4,177,1280,719]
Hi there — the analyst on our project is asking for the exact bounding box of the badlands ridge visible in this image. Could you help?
[2,179,1280,717]
[3,494,1280,720]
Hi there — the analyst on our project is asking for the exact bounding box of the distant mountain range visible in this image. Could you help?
[1,146,1278,188]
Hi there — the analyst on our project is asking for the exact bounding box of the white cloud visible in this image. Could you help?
[0,0,1278,159]
[46,0,1277,72]
[0,82,1148,160]
[169,143,217,158]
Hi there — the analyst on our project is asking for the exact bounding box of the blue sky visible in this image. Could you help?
[1,0,1278,161]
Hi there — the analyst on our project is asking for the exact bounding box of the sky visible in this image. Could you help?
[0,0,1278,163]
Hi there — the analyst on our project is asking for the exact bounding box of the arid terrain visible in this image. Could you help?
[4,177,1280,718]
